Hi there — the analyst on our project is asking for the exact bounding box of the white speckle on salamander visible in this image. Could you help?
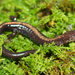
[14,18,17,21]
[72,35,75,41]
[26,27,28,31]
[10,24,20,27]
[69,37,72,41]
[59,41,63,45]
[19,26,22,29]
[8,25,9,27]
[13,33,15,35]
[12,52,28,57]
[24,26,26,29]
[28,29,31,32]
[29,30,33,34]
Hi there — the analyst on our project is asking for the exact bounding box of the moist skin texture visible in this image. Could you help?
[1,22,75,58]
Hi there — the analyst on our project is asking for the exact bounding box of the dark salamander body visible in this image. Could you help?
[0,22,75,58]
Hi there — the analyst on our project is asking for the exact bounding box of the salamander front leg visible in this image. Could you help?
[8,29,17,39]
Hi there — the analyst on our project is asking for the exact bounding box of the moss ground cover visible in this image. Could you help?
[0,0,75,75]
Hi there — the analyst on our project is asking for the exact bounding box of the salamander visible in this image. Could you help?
[0,22,75,58]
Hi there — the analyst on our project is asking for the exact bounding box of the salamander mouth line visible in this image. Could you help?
[0,22,75,58]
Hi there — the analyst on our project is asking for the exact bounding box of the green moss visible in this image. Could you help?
[0,0,75,75]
